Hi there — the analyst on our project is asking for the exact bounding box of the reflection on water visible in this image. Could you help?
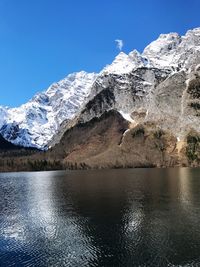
[0,168,200,266]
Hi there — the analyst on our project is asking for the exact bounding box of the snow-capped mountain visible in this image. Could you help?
[1,27,200,149]
[47,27,200,169]
[70,27,200,141]
[102,50,146,74]
[0,71,97,148]
[143,29,200,71]
[103,28,200,74]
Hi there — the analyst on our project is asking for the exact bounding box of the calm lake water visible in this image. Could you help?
[0,168,200,266]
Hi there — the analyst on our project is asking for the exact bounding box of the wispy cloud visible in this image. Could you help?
[115,39,124,51]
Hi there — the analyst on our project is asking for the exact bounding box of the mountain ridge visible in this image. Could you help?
[0,71,97,148]
[1,27,200,154]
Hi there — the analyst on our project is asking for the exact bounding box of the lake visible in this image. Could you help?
[0,168,200,266]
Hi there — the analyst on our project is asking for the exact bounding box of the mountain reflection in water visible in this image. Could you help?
[0,168,200,266]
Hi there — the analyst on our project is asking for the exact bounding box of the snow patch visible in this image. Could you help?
[119,111,135,123]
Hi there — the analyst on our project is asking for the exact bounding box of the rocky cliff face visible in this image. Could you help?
[47,28,200,168]
[1,27,200,167]
[77,28,200,132]
[47,108,200,169]
[48,28,200,151]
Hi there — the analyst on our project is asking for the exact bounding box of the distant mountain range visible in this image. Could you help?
[1,27,200,169]
[0,72,97,148]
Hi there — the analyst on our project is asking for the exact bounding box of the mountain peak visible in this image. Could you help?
[142,28,200,69]
[0,71,97,148]
[1,27,200,149]
[102,51,145,75]
[186,27,200,35]
[143,32,181,53]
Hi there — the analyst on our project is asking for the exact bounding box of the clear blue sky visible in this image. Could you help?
[0,0,200,107]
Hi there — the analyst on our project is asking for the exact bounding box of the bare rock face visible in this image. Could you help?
[48,110,129,165]
[72,29,200,147]
[48,110,181,169]
[49,109,200,169]
[47,28,200,169]
[131,108,147,122]
[1,26,200,170]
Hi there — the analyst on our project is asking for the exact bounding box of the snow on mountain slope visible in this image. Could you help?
[0,71,97,149]
[1,27,200,149]
[100,28,200,78]
[102,28,200,76]
[0,106,8,129]
[102,50,146,74]
[143,28,200,71]
[70,27,200,143]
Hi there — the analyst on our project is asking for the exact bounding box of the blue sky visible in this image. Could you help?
[0,0,200,107]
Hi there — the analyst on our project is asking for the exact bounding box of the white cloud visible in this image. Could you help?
[115,39,124,51]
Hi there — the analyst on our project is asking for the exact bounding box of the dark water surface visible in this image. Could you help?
[0,168,200,266]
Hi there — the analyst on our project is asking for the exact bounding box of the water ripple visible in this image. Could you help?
[1,169,200,266]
